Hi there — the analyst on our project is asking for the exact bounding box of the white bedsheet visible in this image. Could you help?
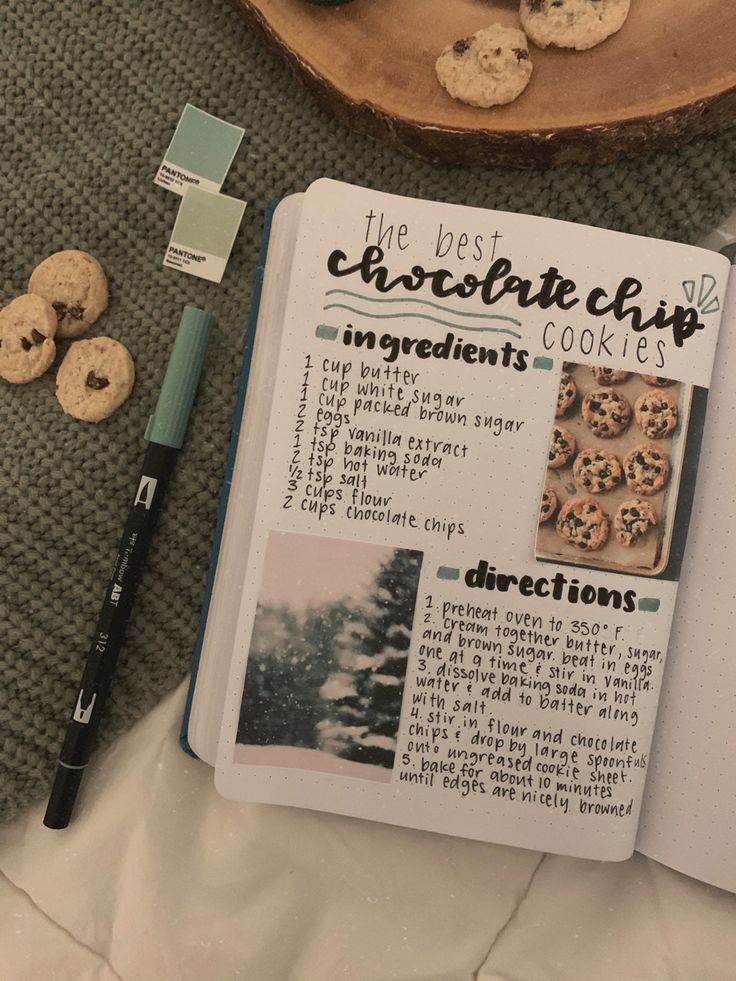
[1,681,735,981]
[4,213,736,981]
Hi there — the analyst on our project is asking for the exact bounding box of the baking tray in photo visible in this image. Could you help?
[535,365,692,577]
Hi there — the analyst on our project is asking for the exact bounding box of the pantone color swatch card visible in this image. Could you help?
[214,180,729,860]
[164,187,246,283]
[155,103,245,195]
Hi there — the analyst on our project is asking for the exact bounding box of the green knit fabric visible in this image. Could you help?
[1,0,735,823]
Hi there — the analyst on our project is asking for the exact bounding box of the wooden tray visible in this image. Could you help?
[234,0,736,169]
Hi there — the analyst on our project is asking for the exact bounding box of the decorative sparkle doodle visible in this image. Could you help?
[682,274,720,315]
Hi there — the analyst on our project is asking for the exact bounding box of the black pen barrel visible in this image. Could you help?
[43,442,177,828]
[43,765,84,829]
[43,303,215,830]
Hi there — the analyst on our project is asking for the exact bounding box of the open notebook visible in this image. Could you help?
[183,180,735,891]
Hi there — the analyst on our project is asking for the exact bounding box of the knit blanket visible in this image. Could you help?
[1,0,735,823]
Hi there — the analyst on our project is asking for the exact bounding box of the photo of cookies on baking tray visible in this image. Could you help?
[535,362,700,578]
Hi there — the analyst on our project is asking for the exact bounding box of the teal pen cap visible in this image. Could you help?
[145,305,216,448]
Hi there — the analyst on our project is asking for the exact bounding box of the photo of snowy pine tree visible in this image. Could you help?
[236,533,423,778]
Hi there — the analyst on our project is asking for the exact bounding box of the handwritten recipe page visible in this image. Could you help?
[216,180,728,860]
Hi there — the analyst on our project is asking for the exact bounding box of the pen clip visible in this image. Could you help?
[72,691,97,724]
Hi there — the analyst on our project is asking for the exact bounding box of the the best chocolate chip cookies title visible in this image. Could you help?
[327,245,704,349]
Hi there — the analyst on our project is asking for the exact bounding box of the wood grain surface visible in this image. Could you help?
[233,0,736,168]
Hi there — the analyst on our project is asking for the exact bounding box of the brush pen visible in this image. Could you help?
[43,304,215,829]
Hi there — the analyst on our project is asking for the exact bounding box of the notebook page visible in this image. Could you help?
[636,265,736,892]
[215,179,729,860]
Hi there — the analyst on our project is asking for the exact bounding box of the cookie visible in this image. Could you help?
[624,443,670,496]
[635,389,678,439]
[436,24,533,108]
[548,425,577,469]
[614,499,658,547]
[28,250,108,338]
[0,294,58,384]
[641,374,675,387]
[556,371,577,417]
[520,0,630,51]
[591,366,629,386]
[572,447,622,493]
[539,485,558,523]
[56,337,134,422]
[582,387,631,438]
[556,495,609,551]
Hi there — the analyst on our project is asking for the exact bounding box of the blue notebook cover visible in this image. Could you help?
[179,200,279,756]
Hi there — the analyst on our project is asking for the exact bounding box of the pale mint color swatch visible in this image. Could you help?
[165,104,244,184]
[172,187,246,259]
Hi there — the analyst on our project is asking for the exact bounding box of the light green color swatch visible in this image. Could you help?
[165,104,244,184]
[171,187,246,258]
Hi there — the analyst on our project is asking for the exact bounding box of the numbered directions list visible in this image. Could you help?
[220,180,725,857]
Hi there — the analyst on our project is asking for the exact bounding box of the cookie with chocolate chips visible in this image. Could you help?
[520,0,630,51]
[614,499,658,547]
[624,443,670,496]
[635,389,678,439]
[29,250,108,338]
[539,484,558,523]
[582,387,631,438]
[641,374,675,387]
[0,293,58,384]
[556,370,577,417]
[590,366,629,386]
[435,24,533,108]
[556,495,609,551]
[548,425,577,468]
[572,447,622,493]
[56,337,134,422]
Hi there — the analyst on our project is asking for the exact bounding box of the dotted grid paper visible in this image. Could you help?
[636,264,736,892]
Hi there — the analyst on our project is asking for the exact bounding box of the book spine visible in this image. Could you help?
[178,199,280,756]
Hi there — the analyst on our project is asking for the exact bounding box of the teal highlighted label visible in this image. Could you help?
[157,104,245,193]
[532,356,554,371]
[638,597,660,613]
[437,566,460,581]
[315,324,339,341]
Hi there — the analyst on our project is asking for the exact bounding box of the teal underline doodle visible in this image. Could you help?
[325,288,522,327]
[323,303,522,339]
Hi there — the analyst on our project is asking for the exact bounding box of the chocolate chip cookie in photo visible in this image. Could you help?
[536,361,699,578]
